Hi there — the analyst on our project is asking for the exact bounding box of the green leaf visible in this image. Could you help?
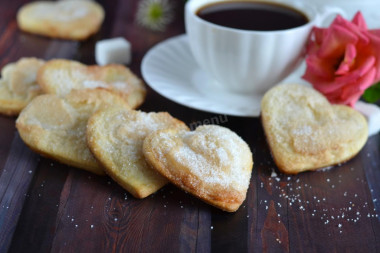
[363,82,380,103]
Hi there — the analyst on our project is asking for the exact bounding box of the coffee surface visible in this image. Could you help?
[196,1,309,31]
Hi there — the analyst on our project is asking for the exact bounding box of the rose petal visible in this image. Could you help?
[340,67,376,105]
[367,33,380,80]
[358,67,377,91]
[347,94,362,107]
[357,56,376,77]
[336,44,357,75]
[313,27,327,45]
[318,24,358,58]
[305,57,376,97]
[305,56,334,79]
[369,29,380,37]
[352,12,367,30]
[335,62,350,75]
[306,40,320,55]
[334,14,370,44]
[335,56,376,83]
[313,78,349,94]
[324,91,345,104]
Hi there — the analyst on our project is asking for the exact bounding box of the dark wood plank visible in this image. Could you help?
[0,134,39,253]
[8,159,69,253]
[0,116,17,170]
[362,135,380,220]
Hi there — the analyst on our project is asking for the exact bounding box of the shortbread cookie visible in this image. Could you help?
[16,89,129,175]
[87,106,188,198]
[37,59,146,109]
[261,84,368,174]
[17,1,105,40]
[0,58,45,116]
[143,125,253,212]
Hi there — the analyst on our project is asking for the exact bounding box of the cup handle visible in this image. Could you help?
[315,6,346,27]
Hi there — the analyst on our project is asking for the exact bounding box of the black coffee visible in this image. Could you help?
[196,1,309,31]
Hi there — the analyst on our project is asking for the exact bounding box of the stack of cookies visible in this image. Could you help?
[0,58,146,116]
[0,57,254,212]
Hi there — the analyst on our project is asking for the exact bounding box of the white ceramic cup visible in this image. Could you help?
[185,0,344,95]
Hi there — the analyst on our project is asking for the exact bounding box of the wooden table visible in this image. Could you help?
[1,0,379,252]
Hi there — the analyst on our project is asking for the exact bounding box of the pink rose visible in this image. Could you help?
[302,12,380,106]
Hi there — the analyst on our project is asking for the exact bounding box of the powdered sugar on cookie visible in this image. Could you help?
[17,0,105,40]
[29,2,89,22]
[261,84,368,174]
[143,125,253,212]
[86,107,188,198]
[173,126,251,190]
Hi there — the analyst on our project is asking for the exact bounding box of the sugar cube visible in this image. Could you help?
[95,37,131,65]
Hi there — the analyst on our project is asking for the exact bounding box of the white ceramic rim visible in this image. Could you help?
[186,0,318,34]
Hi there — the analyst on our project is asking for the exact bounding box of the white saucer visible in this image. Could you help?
[141,34,306,117]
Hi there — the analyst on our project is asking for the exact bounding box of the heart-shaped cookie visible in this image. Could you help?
[16,89,129,175]
[37,59,146,109]
[0,58,45,116]
[261,84,368,174]
[143,125,253,212]
[17,0,104,40]
[86,106,188,198]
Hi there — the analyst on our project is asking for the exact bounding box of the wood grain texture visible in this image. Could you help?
[0,0,379,252]
[0,134,39,253]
